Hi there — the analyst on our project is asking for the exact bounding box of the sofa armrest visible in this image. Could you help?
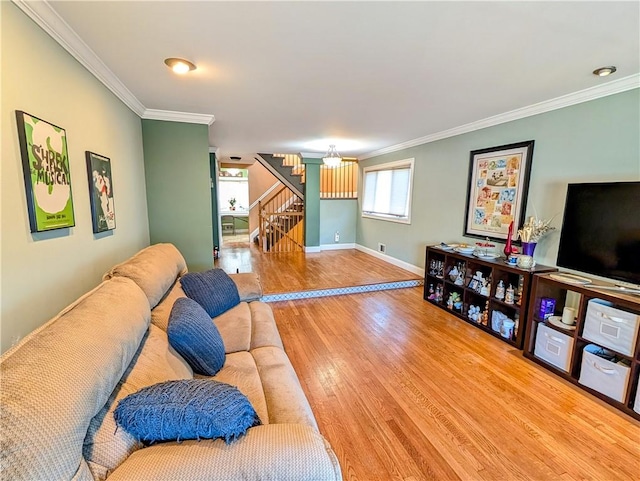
[108,424,341,481]
[229,272,263,302]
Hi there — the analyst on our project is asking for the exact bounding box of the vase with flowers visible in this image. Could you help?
[517,215,556,257]
[228,198,237,211]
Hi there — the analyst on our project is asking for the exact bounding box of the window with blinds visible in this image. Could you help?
[362,158,414,223]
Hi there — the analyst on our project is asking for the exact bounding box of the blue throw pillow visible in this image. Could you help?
[180,269,240,318]
[114,379,261,444]
[168,297,225,376]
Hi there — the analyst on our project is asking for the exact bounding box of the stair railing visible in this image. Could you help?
[258,186,304,253]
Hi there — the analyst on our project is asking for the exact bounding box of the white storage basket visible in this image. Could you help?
[578,345,631,403]
[583,299,639,356]
[534,323,574,372]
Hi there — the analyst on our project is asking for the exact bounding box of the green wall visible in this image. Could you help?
[320,199,357,246]
[302,157,322,248]
[357,89,640,270]
[1,3,150,353]
[142,120,213,271]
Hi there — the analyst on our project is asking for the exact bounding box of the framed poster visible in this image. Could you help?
[86,151,116,232]
[463,140,534,243]
[15,111,75,232]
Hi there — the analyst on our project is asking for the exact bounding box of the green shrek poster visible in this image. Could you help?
[16,111,75,232]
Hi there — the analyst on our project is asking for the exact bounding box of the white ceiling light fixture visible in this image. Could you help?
[164,57,197,74]
[322,145,342,168]
[592,66,617,77]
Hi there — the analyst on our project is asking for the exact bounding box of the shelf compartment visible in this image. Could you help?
[490,306,519,341]
[578,345,631,403]
[582,299,640,356]
[533,323,574,372]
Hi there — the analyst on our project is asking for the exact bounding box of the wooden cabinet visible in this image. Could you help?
[423,246,556,348]
[524,273,640,420]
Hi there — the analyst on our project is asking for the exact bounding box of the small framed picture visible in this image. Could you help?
[86,151,116,232]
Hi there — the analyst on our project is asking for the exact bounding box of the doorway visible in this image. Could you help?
[218,167,250,245]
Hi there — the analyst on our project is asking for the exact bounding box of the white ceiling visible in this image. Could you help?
[31,1,640,161]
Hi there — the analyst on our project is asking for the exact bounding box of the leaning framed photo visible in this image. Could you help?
[463,140,534,243]
[15,111,76,232]
[86,151,116,232]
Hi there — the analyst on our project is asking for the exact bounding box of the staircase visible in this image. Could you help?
[258,186,304,252]
[253,152,358,253]
[256,154,304,199]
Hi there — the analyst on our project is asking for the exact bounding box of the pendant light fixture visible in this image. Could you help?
[322,145,342,168]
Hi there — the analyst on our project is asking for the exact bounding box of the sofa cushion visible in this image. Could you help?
[250,301,285,350]
[114,379,261,444]
[228,272,263,301]
[0,278,150,481]
[168,297,226,376]
[204,348,317,430]
[206,351,270,424]
[104,243,187,309]
[180,268,240,318]
[83,324,192,481]
[212,302,283,353]
[108,424,342,481]
[213,302,252,353]
[252,346,318,429]
[150,279,187,331]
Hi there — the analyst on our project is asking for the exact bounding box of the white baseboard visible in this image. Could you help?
[320,243,356,251]
[305,246,322,253]
[355,244,425,276]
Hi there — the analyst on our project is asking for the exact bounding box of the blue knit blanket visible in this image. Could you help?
[114,379,261,444]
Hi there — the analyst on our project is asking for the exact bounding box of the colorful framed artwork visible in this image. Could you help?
[463,140,534,243]
[15,111,75,232]
[86,151,116,233]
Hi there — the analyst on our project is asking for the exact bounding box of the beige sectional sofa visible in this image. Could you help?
[1,243,341,480]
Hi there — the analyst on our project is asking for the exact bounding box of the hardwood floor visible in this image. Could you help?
[217,245,639,479]
[271,288,640,481]
[215,242,422,294]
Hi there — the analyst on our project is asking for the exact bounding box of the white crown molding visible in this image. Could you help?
[360,74,640,160]
[12,0,146,117]
[13,0,216,125]
[142,109,215,125]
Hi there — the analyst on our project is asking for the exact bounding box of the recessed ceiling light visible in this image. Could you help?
[164,57,197,74]
[592,66,617,77]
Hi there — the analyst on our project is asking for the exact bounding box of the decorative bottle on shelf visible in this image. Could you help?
[435,285,443,303]
[505,284,515,305]
[503,221,516,258]
[495,280,505,300]
[481,300,490,326]
[516,276,524,305]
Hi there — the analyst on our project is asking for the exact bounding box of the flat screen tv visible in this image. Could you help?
[557,181,640,288]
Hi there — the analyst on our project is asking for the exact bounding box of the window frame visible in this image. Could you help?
[361,158,415,224]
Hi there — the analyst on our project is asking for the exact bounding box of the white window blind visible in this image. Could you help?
[362,159,414,223]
